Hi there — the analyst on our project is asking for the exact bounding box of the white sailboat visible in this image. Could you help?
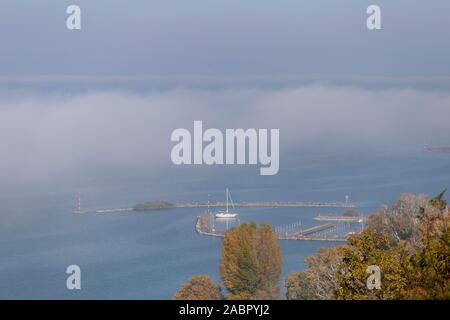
[215,188,238,219]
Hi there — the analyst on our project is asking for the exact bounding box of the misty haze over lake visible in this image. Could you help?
[1,0,449,299]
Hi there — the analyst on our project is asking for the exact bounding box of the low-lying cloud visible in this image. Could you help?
[0,85,449,187]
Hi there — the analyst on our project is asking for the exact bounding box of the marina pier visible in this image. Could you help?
[86,201,356,214]
[195,213,354,242]
[179,201,355,209]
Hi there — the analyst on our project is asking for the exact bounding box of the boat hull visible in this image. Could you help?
[215,213,238,219]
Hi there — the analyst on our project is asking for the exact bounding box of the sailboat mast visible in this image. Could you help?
[226,188,229,213]
[78,192,81,212]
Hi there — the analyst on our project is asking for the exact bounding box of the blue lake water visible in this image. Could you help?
[0,151,449,299]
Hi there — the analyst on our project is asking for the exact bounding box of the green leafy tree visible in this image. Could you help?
[429,189,448,212]
[220,223,282,300]
[284,192,450,300]
[285,272,314,300]
[335,230,412,300]
[173,275,224,300]
[255,224,283,299]
[407,190,450,299]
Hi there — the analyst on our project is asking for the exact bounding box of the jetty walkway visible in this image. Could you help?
[195,213,349,242]
[182,201,355,209]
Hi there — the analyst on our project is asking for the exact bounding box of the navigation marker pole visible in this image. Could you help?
[77,192,81,213]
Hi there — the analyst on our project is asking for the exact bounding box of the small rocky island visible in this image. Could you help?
[342,209,360,217]
[133,201,175,211]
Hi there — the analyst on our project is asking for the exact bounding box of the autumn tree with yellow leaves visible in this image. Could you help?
[174,222,282,300]
[173,275,224,300]
[220,223,282,299]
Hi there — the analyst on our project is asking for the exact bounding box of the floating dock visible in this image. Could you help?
[195,214,348,242]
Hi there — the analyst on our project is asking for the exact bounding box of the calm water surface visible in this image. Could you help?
[1,152,449,299]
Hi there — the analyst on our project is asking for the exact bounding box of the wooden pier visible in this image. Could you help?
[291,223,334,236]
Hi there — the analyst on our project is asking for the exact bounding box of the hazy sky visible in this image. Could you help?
[0,2,449,191]
[0,0,449,81]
